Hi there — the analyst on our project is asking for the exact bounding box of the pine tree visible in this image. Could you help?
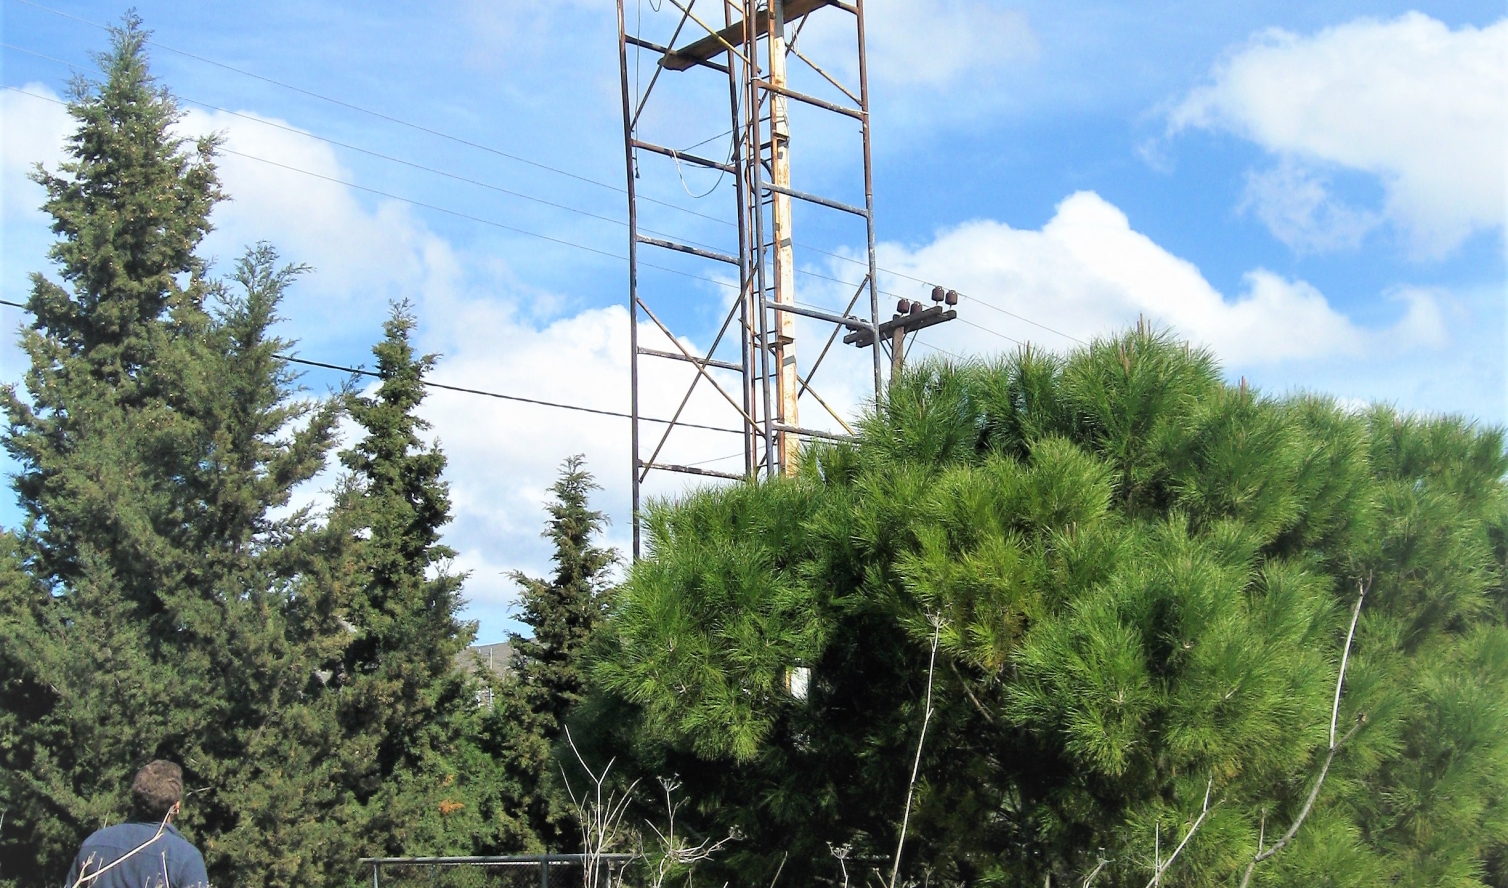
[591,329,1508,887]
[0,19,339,886]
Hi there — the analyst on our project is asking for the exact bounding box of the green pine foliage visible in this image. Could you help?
[0,18,339,885]
[592,329,1508,887]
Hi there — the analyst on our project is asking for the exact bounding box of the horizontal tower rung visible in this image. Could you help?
[753,79,865,120]
[637,346,742,372]
[761,182,868,218]
[638,460,746,481]
[767,301,873,334]
[773,423,853,442]
[626,35,728,73]
[633,139,735,173]
[636,234,739,265]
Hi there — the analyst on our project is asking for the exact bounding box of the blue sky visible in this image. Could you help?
[3,0,1505,642]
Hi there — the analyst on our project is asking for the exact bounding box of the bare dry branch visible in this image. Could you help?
[1145,775,1214,888]
[70,811,171,888]
[890,616,942,888]
[1238,578,1369,888]
[562,726,639,888]
[1080,855,1110,887]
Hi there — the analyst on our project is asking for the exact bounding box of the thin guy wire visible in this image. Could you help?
[3,5,1084,345]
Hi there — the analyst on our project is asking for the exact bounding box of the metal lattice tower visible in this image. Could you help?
[617,0,913,557]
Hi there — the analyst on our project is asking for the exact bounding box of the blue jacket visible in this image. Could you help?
[65,821,209,888]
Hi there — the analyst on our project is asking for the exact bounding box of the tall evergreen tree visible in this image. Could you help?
[318,303,535,860]
[0,17,339,886]
[499,456,615,847]
[510,456,615,727]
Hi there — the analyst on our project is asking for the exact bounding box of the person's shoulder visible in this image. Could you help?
[79,821,155,849]
[162,825,205,856]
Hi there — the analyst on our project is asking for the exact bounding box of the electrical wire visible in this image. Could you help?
[1,42,742,260]
[5,81,748,297]
[1,30,1080,348]
[4,5,1084,345]
[0,298,744,434]
[5,0,730,228]
[5,55,1079,351]
[7,85,1055,366]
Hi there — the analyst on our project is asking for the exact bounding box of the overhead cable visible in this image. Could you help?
[2,71,1072,349]
[2,30,1085,346]
[2,18,1083,345]
[0,298,743,435]
[5,0,729,227]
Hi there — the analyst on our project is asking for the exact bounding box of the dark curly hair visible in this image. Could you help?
[129,760,183,823]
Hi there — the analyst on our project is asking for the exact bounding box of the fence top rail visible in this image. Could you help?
[360,855,637,865]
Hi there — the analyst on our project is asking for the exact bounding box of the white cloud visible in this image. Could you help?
[175,108,460,334]
[1168,12,1508,258]
[876,191,1438,366]
[851,0,1038,90]
[414,294,770,636]
[1,83,71,220]
[1240,161,1382,253]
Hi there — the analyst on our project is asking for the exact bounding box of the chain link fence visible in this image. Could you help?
[359,855,636,888]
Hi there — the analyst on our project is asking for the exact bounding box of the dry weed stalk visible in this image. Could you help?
[888,615,942,888]
[563,726,638,888]
[643,776,736,888]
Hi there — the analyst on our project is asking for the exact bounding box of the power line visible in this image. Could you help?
[5,0,734,229]
[1,41,738,258]
[3,81,811,302]
[284,357,745,434]
[2,45,1077,351]
[4,86,746,296]
[0,298,744,435]
[10,86,1051,363]
[3,10,1084,346]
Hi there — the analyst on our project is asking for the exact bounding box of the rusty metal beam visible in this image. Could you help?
[661,0,839,71]
[632,138,736,173]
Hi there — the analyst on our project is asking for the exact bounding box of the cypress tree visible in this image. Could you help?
[510,456,615,727]
[0,17,339,885]
[320,303,535,858]
[499,456,615,846]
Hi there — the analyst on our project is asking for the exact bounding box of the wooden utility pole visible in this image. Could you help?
[618,0,921,552]
[767,1,800,474]
[847,287,960,373]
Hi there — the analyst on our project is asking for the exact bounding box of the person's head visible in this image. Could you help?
[129,760,183,823]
